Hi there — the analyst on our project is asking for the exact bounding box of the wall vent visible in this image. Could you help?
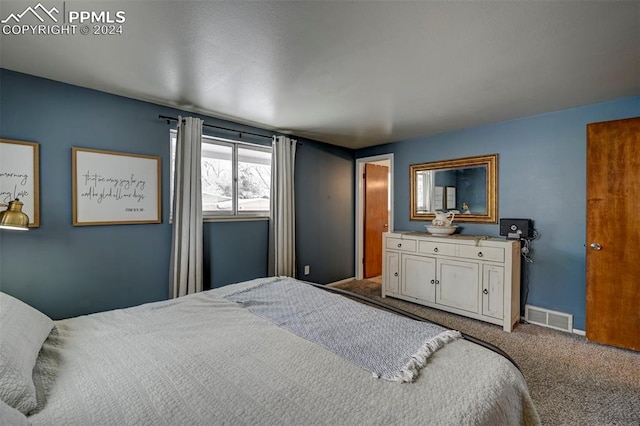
[524,305,573,333]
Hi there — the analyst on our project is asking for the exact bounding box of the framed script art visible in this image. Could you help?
[0,138,40,227]
[72,147,161,226]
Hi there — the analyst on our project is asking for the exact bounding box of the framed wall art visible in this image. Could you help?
[72,147,161,226]
[434,186,444,210]
[446,186,457,210]
[0,138,40,227]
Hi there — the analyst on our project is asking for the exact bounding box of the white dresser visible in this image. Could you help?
[382,232,521,332]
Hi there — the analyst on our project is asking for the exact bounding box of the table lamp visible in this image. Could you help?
[0,199,30,231]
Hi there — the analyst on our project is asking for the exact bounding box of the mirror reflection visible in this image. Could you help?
[410,154,498,223]
[415,166,487,215]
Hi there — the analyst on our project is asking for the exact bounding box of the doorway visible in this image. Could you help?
[355,154,394,281]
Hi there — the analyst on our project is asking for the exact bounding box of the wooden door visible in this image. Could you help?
[586,117,640,351]
[364,163,389,278]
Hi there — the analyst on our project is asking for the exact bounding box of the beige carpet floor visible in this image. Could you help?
[332,279,640,426]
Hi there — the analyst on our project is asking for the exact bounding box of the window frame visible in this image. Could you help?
[170,130,272,221]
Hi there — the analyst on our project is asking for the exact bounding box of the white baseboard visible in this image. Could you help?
[327,277,355,287]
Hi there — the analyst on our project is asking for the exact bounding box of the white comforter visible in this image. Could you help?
[27,278,540,425]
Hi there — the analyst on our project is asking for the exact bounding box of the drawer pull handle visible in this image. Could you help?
[394,272,398,277]
[477,251,483,258]
[397,243,402,248]
[483,289,488,295]
[430,279,435,284]
[433,247,439,253]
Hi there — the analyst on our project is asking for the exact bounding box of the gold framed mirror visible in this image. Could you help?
[410,154,498,223]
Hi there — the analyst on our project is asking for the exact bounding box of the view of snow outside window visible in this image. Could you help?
[170,132,271,215]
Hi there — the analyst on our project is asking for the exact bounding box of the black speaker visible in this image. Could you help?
[499,218,533,239]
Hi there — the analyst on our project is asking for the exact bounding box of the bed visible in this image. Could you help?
[1,276,540,425]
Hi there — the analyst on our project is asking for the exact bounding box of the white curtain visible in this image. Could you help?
[269,135,297,277]
[169,116,204,298]
[426,170,436,212]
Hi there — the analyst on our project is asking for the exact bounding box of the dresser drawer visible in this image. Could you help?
[418,241,456,256]
[386,237,417,252]
[458,245,504,262]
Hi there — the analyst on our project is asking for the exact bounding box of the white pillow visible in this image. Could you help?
[0,398,30,426]
[0,292,54,414]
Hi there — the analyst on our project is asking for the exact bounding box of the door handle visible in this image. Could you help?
[383,224,388,228]
[590,243,602,251]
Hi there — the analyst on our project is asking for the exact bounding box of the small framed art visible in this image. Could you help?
[446,186,456,210]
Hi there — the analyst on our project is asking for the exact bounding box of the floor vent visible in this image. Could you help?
[524,305,573,333]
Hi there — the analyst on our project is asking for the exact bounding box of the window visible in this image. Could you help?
[170,130,271,219]
[416,170,435,212]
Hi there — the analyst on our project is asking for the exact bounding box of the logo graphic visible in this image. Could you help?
[1,3,59,24]
[2,2,126,36]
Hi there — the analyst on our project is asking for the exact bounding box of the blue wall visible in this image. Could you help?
[0,69,355,319]
[356,95,639,330]
[296,141,354,283]
[3,67,637,329]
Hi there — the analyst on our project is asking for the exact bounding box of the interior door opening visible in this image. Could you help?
[355,155,393,281]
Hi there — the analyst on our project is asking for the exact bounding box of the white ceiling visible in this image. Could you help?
[1,1,638,149]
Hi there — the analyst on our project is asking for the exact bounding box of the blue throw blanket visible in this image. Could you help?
[225,277,461,383]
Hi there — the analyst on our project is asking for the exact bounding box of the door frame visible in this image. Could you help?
[355,154,394,280]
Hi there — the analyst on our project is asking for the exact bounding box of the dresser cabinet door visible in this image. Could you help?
[384,251,400,294]
[436,259,480,313]
[401,254,436,303]
[482,265,505,319]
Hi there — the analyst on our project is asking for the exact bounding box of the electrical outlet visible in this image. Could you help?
[304,265,310,275]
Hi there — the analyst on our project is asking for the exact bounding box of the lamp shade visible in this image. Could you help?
[0,199,30,231]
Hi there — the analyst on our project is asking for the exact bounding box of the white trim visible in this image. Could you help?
[203,216,269,222]
[355,154,394,280]
[572,328,586,336]
[327,277,355,287]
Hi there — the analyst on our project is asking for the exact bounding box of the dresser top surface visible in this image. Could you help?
[387,231,514,245]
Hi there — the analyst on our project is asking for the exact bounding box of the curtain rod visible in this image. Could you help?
[159,115,273,140]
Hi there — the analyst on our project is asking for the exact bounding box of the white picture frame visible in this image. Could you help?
[0,138,40,227]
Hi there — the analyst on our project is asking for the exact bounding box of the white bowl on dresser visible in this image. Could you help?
[425,225,458,236]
